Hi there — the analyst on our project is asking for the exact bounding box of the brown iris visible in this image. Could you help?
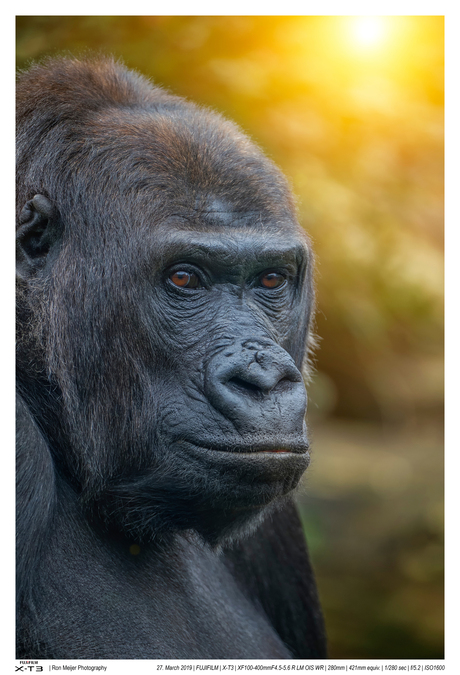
[260,272,286,289]
[169,270,200,289]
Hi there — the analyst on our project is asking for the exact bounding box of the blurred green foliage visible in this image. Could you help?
[298,418,443,658]
[16,16,444,659]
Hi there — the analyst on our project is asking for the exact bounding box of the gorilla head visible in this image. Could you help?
[16,56,314,546]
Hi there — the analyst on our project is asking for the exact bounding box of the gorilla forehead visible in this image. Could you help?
[188,196,300,230]
[86,107,295,220]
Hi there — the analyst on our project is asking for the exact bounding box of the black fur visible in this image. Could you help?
[16,56,326,659]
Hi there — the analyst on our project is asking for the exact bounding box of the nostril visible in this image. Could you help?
[227,374,296,398]
[228,376,263,396]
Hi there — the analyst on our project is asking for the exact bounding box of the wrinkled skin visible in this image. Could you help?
[16,56,325,659]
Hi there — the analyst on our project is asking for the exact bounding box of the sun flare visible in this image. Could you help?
[351,16,387,49]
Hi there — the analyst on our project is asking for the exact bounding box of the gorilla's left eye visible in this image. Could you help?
[169,270,201,289]
[259,272,287,289]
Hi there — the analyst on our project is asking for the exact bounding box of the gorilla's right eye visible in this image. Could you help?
[169,270,201,289]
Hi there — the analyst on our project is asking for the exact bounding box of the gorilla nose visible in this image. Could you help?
[225,341,302,395]
[205,339,307,434]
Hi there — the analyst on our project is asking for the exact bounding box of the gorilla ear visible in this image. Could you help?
[16,195,61,278]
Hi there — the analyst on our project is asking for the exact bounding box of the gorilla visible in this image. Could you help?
[16,56,326,659]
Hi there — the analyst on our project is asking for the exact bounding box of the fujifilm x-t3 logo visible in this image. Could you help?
[16,663,43,672]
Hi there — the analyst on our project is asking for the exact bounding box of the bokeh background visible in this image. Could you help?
[16,16,444,659]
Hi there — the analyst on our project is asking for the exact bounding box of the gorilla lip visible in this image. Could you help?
[181,440,310,455]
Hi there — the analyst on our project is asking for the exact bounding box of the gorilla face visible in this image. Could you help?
[82,204,312,544]
[138,212,312,541]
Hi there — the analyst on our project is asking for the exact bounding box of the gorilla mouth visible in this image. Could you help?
[181,439,309,456]
[222,446,306,455]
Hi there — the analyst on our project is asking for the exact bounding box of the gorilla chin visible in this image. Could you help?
[179,437,311,510]
[181,439,312,546]
[95,436,310,547]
